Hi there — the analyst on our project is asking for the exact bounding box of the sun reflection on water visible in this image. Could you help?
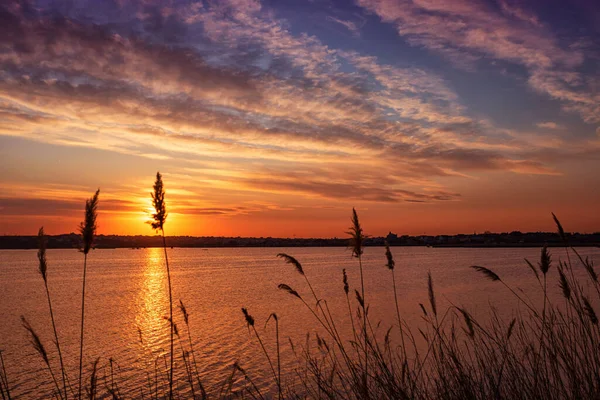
[135,248,169,356]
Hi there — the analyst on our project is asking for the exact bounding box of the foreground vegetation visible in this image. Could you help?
[1,172,599,399]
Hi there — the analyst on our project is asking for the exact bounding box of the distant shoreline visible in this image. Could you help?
[1,232,599,250]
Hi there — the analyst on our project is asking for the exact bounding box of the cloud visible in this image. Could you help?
[326,16,361,36]
[0,0,593,220]
[355,0,598,123]
[536,122,562,130]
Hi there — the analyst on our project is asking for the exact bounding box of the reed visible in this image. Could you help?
[78,189,99,400]
[37,227,68,400]
[241,307,279,396]
[149,172,174,400]
[347,208,368,397]
[21,316,63,399]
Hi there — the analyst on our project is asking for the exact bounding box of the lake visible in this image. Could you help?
[1,246,599,398]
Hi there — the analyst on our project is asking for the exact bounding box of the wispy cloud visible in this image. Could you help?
[326,16,361,36]
[536,122,562,130]
[356,0,599,123]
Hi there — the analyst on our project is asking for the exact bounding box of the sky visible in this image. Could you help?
[0,0,599,237]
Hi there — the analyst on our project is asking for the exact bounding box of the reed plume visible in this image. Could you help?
[149,172,174,400]
[21,316,63,399]
[470,265,500,281]
[241,308,278,393]
[539,245,552,275]
[78,189,99,400]
[385,242,407,365]
[347,208,368,396]
[583,296,598,325]
[427,271,436,317]
[551,212,566,242]
[278,283,302,299]
[558,265,571,300]
[37,227,67,400]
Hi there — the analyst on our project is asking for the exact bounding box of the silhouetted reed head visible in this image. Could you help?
[539,245,551,275]
[347,208,364,258]
[162,316,179,337]
[79,189,99,255]
[552,212,566,242]
[37,227,47,283]
[342,269,349,295]
[355,289,364,308]
[150,172,167,231]
[459,308,474,338]
[278,283,302,299]
[427,272,437,317]
[384,241,395,270]
[241,308,255,327]
[558,266,571,299]
[277,253,304,275]
[470,265,501,281]
[179,300,189,326]
[583,296,598,325]
[21,316,48,365]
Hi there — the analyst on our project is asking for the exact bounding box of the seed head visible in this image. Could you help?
[428,271,437,317]
[347,208,364,258]
[37,227,47,283]
[179,300,189,326]
[21,316,49,366]
[551,212,566,242]
[538,245,551,275]
[150,172,167,231]
[471,265,501,282]
[278,283,302,299]
[277,253,304,275]
[79,189,99,254]
[583,296,598,325]
[241,308,254,327]
[384,241,395,270]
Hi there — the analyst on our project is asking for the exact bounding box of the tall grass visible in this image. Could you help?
[149,171,174,400]
[3,173,599,399]
[78,189,99,400]
[37,227,68,399]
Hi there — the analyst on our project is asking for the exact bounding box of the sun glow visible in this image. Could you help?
[135,248,170,356]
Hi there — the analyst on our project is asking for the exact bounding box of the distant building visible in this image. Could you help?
[386,232,398,241]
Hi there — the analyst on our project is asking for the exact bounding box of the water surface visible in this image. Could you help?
[1,246,598,398]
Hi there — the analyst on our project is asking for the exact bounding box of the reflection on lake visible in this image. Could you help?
[1,246,599,398]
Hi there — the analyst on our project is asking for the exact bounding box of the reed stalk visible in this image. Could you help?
[348,208,368,397]
[21,316,63,399]
[37,227,68,400]
[149,172,174,400]
[241,308,279,395]
[78,189,99,400]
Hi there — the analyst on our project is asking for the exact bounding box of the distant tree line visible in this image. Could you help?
[0,231,599,249]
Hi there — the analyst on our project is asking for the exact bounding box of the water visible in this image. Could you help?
[1,246,599,398]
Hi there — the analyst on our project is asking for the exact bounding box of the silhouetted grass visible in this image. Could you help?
[78,189,99,400]
[3,173,599,399]
[150,171,175,400]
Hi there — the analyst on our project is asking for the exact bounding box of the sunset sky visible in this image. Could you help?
[1,0,599,237]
